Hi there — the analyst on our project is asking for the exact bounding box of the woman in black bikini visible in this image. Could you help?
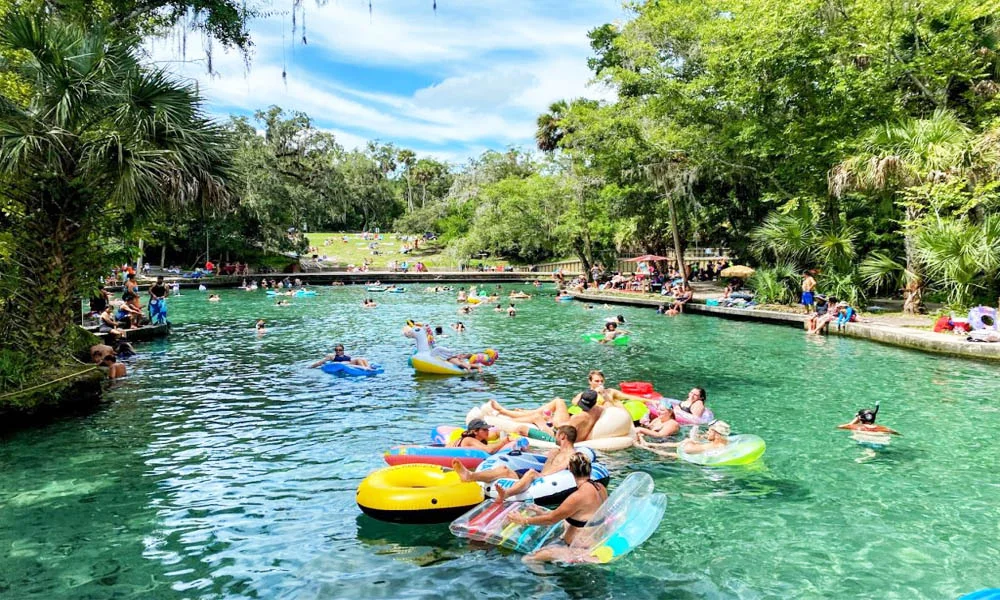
[507,453,607,562]
[674,387,708,418]
[636,387,707,442]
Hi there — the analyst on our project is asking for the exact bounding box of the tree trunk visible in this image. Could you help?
[903,279,923,314]
[406,174,413,212]
[14,209,90,358]
[902,205,924,314]
[573,240,592,286]
[160,245,167,269]
[666,193,688,288]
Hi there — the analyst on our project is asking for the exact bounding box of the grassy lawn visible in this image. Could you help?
[303,232,503,270]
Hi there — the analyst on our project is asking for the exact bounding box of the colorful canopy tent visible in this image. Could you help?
[625,254,672,262]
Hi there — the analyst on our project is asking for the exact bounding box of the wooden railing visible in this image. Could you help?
[534,250,731,274]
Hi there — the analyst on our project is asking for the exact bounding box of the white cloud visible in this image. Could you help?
[412,71,534,109]
[146,0,624,161]
[297,0,608,68]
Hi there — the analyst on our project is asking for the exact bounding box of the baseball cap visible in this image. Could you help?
[578,390,599,411]
[467,418,490,430]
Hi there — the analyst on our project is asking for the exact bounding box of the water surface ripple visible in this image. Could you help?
[1,286,998,599]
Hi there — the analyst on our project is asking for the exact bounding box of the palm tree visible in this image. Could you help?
[829,109,972,313]
[750,209,857,273]
[397,148,416,212]
[412,159,442,209]
[0,12,231,356]
[535,100,569,152]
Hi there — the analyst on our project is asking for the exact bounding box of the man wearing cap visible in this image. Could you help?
[637,420,731,457]
[449,418,517,454]
[512,390,604,444]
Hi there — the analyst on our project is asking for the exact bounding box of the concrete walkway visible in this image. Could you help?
[572,290,1000,363]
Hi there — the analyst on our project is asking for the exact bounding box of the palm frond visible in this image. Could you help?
[859,251,906,292]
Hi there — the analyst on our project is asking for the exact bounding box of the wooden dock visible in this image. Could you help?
[83,322,171,344]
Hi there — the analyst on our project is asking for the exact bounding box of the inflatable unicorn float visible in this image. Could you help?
[402,321,498,375]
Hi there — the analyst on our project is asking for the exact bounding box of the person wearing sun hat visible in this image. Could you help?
[636,419,731,457]
[835,301,855,331]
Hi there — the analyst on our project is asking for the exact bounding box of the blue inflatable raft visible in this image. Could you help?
[321,362,384,377]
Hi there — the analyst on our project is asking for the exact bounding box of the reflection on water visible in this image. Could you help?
[1,286,999,599]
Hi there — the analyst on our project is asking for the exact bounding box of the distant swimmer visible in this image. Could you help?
[101,353,127,379]
[598,321,628,344]
[838,403,899,435]
[310,344,375,370]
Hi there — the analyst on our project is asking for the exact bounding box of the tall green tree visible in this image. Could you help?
[397,148,416,212]
[0,11,231,356]
[832,109,972,312]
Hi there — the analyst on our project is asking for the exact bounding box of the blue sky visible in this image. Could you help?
[150,0,626,164]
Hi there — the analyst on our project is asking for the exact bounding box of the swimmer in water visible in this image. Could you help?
[838,403,900,435]
[310,344,374,370]
[255,319,266,333]
[598,321,628,344]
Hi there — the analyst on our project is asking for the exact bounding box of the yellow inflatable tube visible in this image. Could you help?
[410,354,467,375]
[357,464,484,523]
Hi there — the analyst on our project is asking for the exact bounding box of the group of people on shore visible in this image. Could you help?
[801,272,856,334]
[86,271,182,380]
[91,275,170,335]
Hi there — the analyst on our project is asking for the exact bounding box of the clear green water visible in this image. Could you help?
[2,286,999,599]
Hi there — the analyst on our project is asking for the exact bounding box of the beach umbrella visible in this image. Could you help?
[721,265,755,278]
[626,254,672,262]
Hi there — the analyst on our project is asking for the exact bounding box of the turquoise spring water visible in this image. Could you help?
[2,285,999,599]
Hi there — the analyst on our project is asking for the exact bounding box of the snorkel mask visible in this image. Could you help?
[857,402,880,424]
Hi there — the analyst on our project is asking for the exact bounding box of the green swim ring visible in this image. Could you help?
[581,333,630,346]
